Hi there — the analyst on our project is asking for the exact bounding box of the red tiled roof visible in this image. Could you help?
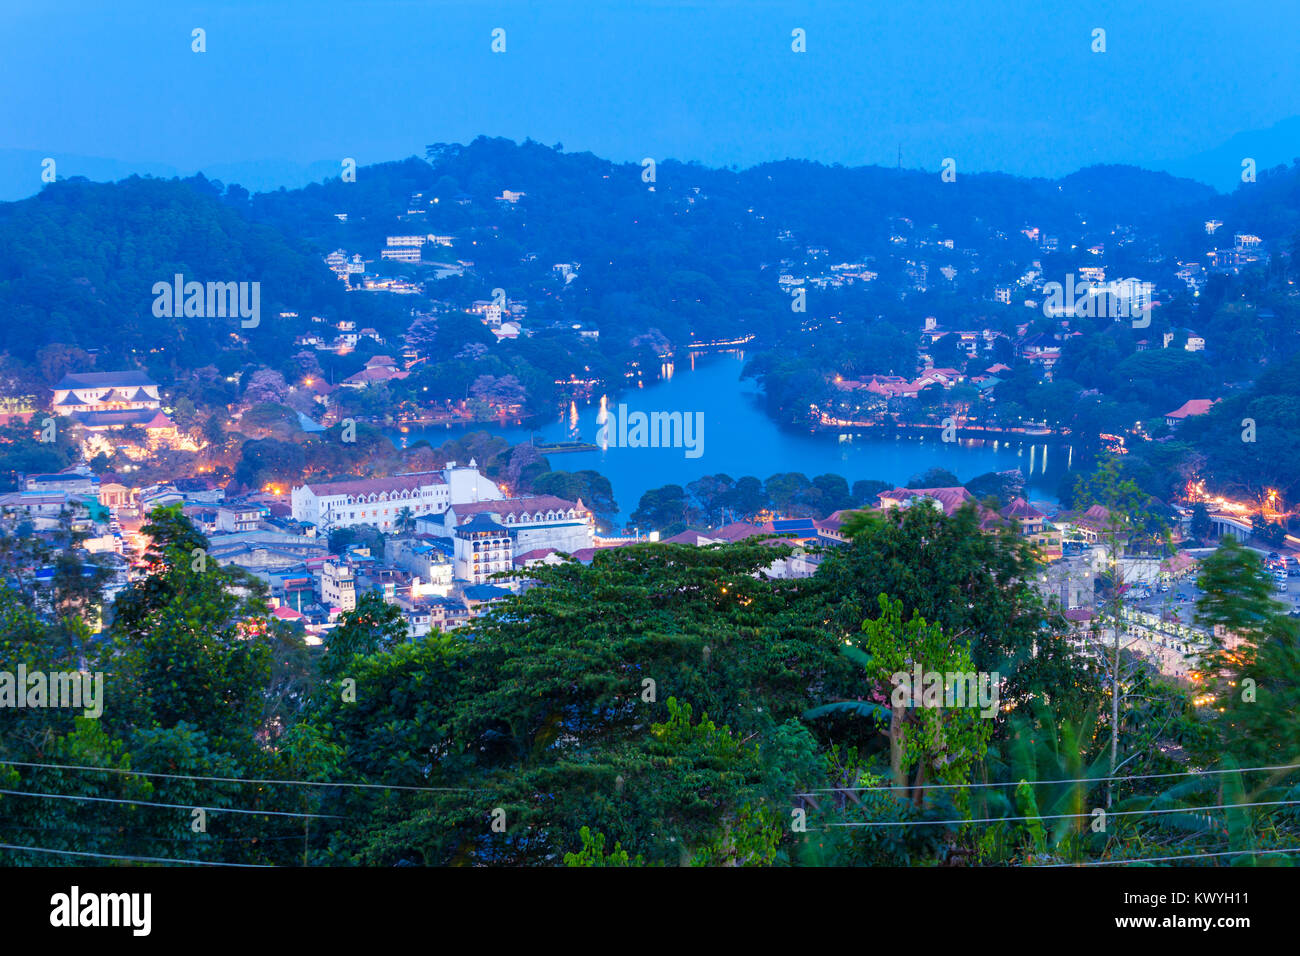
[300,472,444,496]
[513,548,558,565]
[144,411,175,429]
[1160,553,1199,574]
[659,529,718,545]
[817,509,862,533]
[877,487,974,515]
[1000,497,1044,520]
[451,495,586,520]
[711,521,766,542]
[1165,399,1217,419]
[344,366,408,385]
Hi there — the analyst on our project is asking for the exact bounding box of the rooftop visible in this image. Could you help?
[300,472,445,497]
[54,371,157,390]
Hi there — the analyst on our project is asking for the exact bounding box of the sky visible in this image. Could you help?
[3,0,1298,186]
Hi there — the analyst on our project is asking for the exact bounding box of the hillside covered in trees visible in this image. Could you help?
[3,503,1296,866]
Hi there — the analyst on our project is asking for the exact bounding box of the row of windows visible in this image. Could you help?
[341,504,433,520]
[503,510,578,524]
[324,489,445,506]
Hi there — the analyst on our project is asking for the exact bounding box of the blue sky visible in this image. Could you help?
[3,0,1297,182]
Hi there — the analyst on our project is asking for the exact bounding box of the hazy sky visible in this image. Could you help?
[4,0,1297,177]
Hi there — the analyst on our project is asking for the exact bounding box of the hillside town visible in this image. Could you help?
[8,362,1294,695]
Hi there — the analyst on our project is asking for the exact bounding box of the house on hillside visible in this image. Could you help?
[1164,399,1218,429]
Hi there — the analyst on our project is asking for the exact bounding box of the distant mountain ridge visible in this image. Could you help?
[0,150,343,203]
[1150,115,1300,193]
[1,114,1298,203]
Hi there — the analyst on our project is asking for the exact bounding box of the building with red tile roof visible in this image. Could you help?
[1164,399,1218,427]
[876,486,975,515]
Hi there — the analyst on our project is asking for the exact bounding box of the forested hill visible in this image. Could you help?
[0,174,408,375]
[0,137,1295,395]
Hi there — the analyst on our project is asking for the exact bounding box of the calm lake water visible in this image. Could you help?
[390,352,1073,528]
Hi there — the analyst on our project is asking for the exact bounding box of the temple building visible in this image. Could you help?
[51,371,168,430]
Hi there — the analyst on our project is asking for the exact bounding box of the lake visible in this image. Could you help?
[389,352,1074,528]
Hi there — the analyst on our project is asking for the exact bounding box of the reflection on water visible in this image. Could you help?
[392,353,1072,527]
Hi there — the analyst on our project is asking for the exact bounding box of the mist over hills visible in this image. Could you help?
[1151,115,1300,193]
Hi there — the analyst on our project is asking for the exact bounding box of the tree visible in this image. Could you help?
[1071,456,1171,806]
[907,466,960,489]
[1189,501,1211,541]
[563,826,642,867]
[395,506,415,535]
[1251,513,1287,547]
[686,473,736,525]
[105,506,273,749]
[630,484,690,530]
[320,591,408,682]
[302,542,847,865]
[764,472,810,514]
[818,502,1100,719]
[725,476,768,518]
[851,479,890,506]
[533,470,618,522]
[805,595,992,807]
[965,470,1025,507]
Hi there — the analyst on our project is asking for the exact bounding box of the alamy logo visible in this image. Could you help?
[152,273,260,328]
[890,665,1000,718]
[1042,274,1152,326]
[0,666,104,718]
[50,886,151,936]
[596,404,704,459]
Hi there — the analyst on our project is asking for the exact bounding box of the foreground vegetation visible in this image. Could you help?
[1,504,1296,866]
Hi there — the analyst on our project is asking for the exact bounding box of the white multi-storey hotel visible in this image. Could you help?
[290,462,504,532]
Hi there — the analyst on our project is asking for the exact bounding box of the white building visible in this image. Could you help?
[438,495,596,581]
[215,505,263,533]
[290,462,504,532]
[52,371,161,416]
[453,513,515,585]
[319,560,356,612]
[389,538,454,597]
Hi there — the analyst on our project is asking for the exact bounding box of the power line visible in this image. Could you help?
[0,842,271,867]
[798,761,1300,795]
[0,822,306,843]
[1025,846,1300,867]
[816,797,1300,829]
[0,759,477,793]
[0,787,342,820]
